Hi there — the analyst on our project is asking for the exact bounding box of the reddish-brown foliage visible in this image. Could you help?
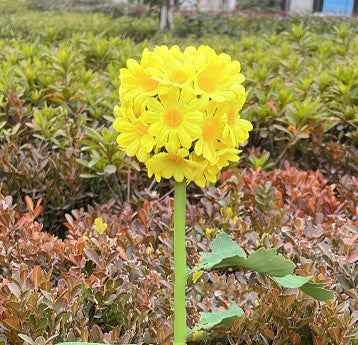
[0,165,357,344]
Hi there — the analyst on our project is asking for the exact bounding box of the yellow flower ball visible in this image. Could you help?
[114,45,253,187]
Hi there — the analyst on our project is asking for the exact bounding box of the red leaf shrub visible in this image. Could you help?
[0,164,358,344]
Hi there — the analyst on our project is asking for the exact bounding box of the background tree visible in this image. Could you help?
[143,0,174,31]
[160,0,174,31]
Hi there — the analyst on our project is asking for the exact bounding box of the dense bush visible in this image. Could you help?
[4,1,358,41]
[28,0,155,18]
[2,3,358,236]
[0,2,157,42]
[0,165,357,344]
[28,0,282,16]
[237,0,282,12]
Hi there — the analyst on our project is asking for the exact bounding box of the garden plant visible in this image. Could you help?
[1,2,358,345]
[57,45,333,345]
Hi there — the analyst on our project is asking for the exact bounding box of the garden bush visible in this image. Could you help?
[237,0,282,12]
[1,2,358,344]
[0,165,358,344]
[2,5,358,235]
[27,0,153,18]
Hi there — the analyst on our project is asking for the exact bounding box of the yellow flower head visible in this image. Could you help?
[148,45,192,88]
[114,45,252,186]
[113,105,154,162]
[190,46,245,102]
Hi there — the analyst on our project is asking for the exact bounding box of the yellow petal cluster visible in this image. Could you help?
[113,45,253,187]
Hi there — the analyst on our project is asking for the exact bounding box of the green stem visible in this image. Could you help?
[174,181,187,345]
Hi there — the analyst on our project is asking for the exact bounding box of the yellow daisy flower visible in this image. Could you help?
[216,90,252,146]
[191,46,245,103]
[215,146,242,169]
[190,155,213,187]
[154,45,185,62]
[113,107,155,162]
[146,143,199,183]
[194,102,223,164]
[144,87,207,149]
[147,46,193,89]
[192,147,241,187]
[114,104,121,116]
[119,49,166,103]
[115,97,144,119]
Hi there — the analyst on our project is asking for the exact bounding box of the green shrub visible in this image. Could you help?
[238,0,282,12]
[0,8,157,42]
[2,4,358,235]
[28,0,155,18]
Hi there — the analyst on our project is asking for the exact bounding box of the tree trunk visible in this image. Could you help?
[160,0,174,31]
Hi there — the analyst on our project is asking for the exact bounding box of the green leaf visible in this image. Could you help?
[18,334,34,345]
[196,232,246,270]
[80,173,98,178]
[103,164,116,174]
[192,232,295,277]
[273,274,312,288]
[300,282,335,301]
[75,158,90,167]
[89,157,105,168]
[188,302,244,337]
[237,247,295,277]
[345,224,358,234]
[126,160,140,171]
[192,234,334,302]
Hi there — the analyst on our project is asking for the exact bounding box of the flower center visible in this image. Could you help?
[198,75,216,93]
[167,155,185,165]
[202,121,217,142]
[169,69,187,85]
[142,77,158,92]
[165,108,183,127]
[133,109,141,118]
[227,108,236,126]
[136,122,148,136]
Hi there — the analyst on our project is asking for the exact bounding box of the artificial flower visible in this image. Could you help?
[113,107,154,162]
[191,46,245,102]
[113,45,252,186]
[146,143,199,183]
[144,87,206,149]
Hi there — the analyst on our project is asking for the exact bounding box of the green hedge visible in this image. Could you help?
[1,0,358,234]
